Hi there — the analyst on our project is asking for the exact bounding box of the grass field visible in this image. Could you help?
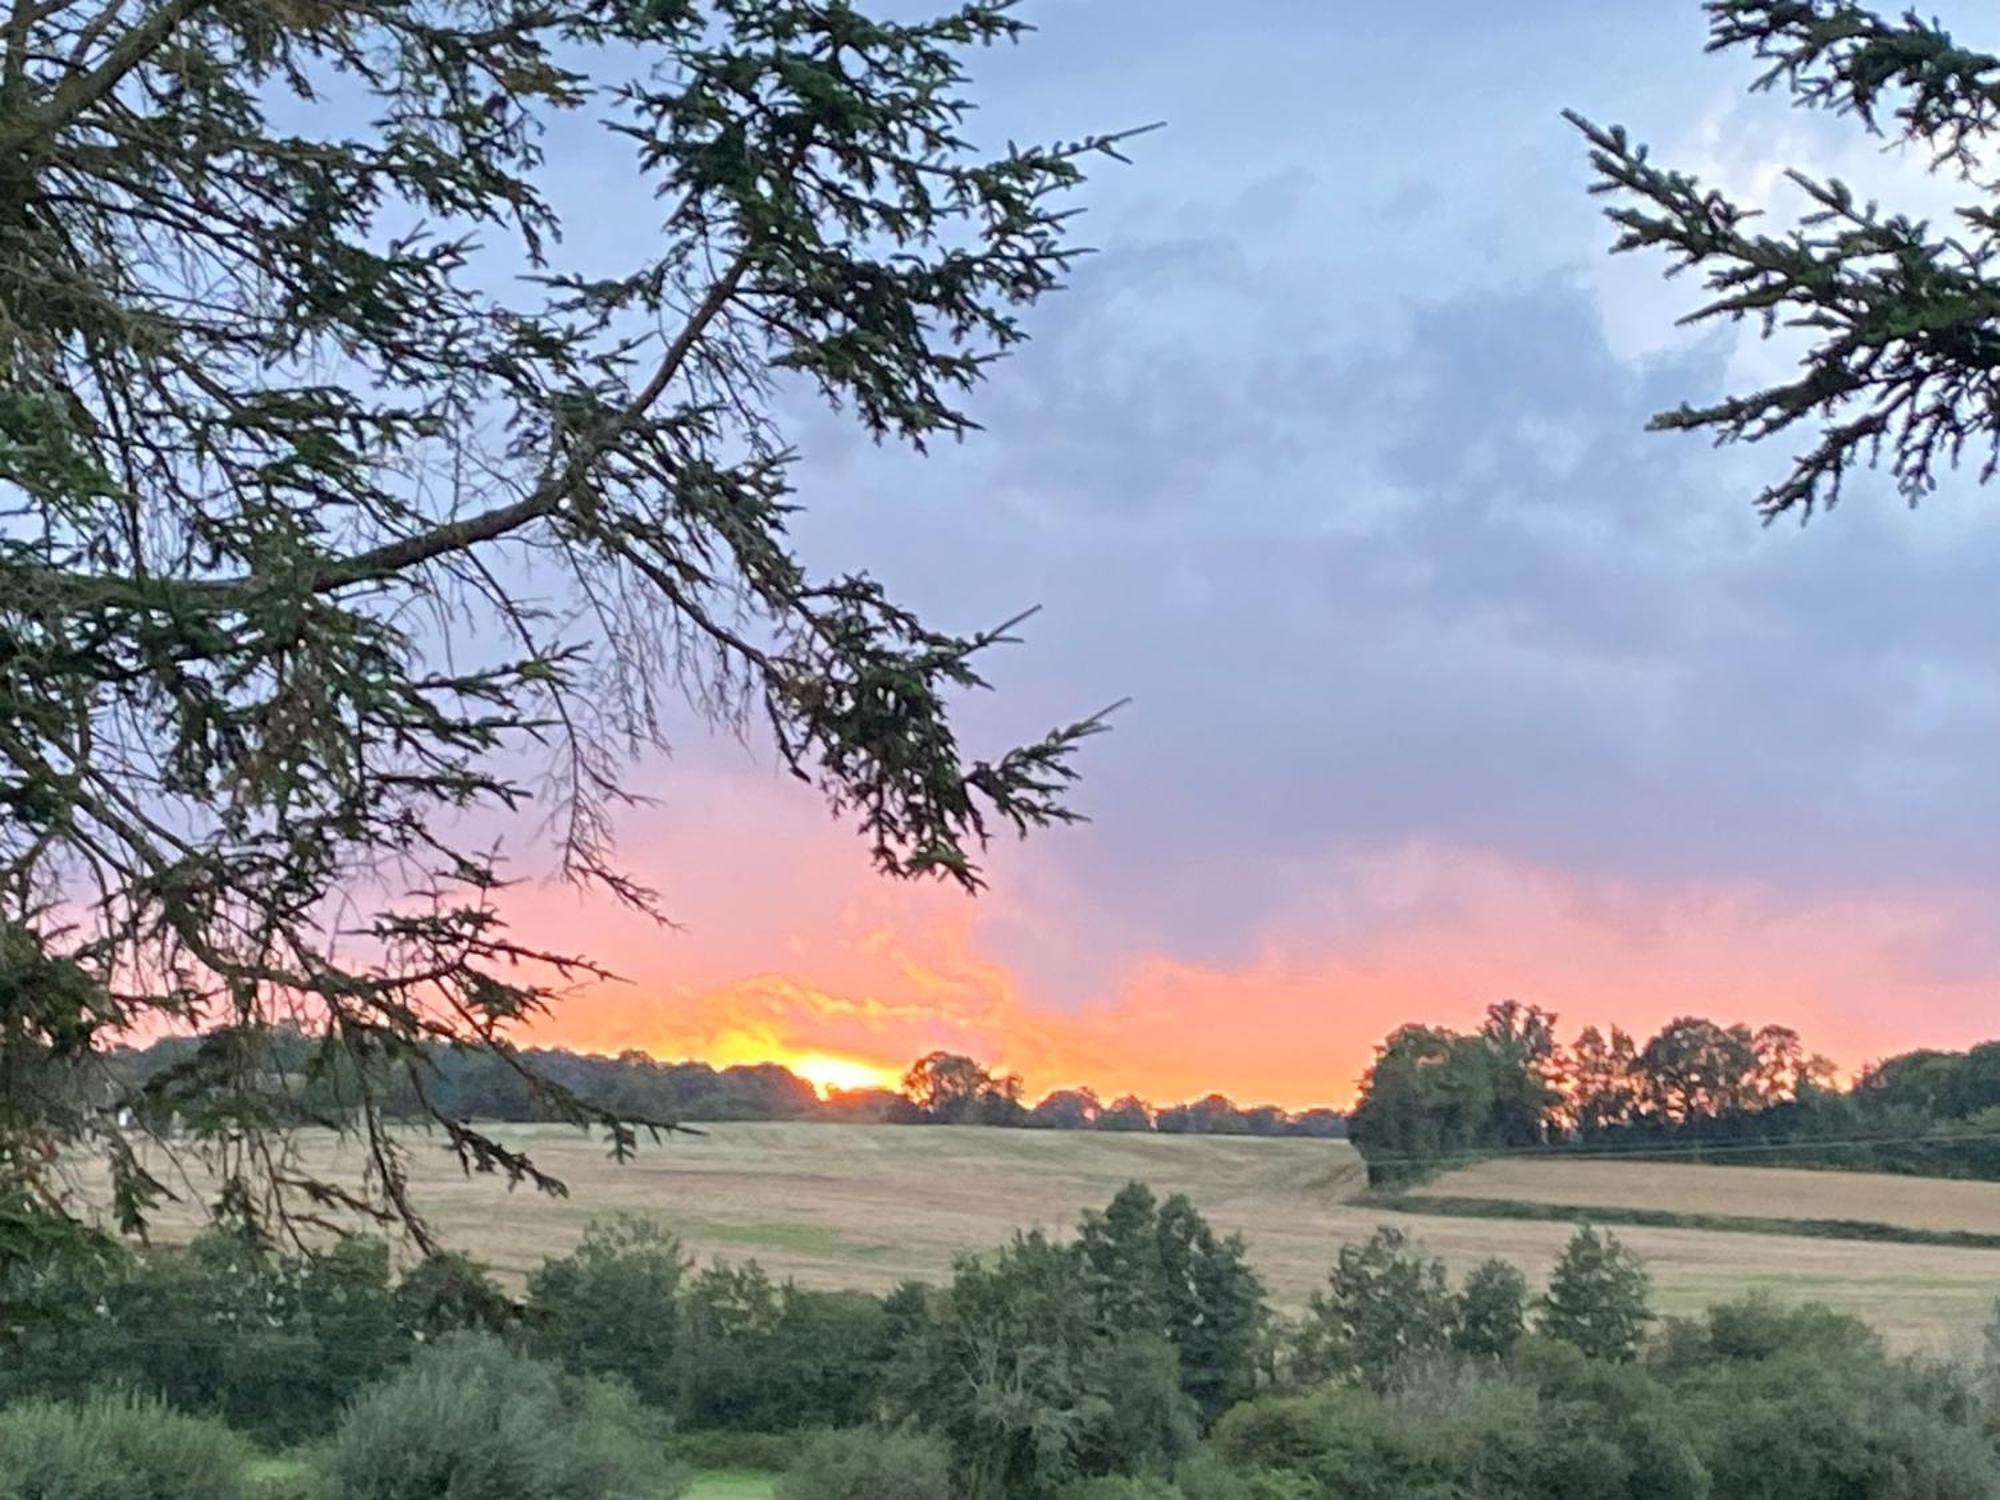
[688,1471,776,1500]
[1412,1156,2000,1235]
[100,1122,2000,1353]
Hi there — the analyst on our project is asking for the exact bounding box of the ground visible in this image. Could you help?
[112,1121,2000,1353]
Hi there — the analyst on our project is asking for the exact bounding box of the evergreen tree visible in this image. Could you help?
[0,0,1132,1245]
[1570,2,2000,519]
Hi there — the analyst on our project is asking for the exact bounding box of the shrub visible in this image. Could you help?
[775,1428,953,1500]
[1059,1478,1184,1500]
[320,1333,683,1500]
[0,1391,254,1500]
[1537,1227,1650,1362]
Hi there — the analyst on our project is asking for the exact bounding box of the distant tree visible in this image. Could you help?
[1634,1018,1761,1124]
[1567,1024,1640,1136]
[901,1052,1024,1125]
[1538,1226,1652,1362]
[820,1087,906,1123]
[1286,1108,1348,1139]
[1569,3,2000,522]
[1030,1089,1102,1130]
[1294,1227,1461,1389]
[1480,1001,1567,1144]
[1347,1024,1502,1179]
[1096,1096,1155,1133]
[1240,1106,1288,1137]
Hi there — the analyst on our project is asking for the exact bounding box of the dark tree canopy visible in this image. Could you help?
[0,0,1134,1248]
[1570,1,2000,517]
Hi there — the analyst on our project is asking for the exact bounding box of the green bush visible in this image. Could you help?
[664,1430,803,1472]
[775,1428,953,1500]
[0,1391,255,1500]
[320,1333,684,1500]
[1058,1478,1185,1500]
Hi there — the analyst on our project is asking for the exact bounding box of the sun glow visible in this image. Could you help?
[781,1052,901,1097]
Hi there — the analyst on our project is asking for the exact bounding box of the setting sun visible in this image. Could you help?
[780,1052,900,1097]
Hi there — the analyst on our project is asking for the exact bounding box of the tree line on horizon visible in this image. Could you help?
[101,1032,1348,1141]
[1352,1001,2000,1183]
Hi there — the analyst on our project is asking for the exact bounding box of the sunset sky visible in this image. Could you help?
[501,0,2000,1109]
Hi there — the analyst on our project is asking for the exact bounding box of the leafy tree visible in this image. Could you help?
[1031,1089,1102,1130]
[1567,1025,1639,1136]
[894,1230,1198,1500]
[1633,1018,1761,1124]
[1568,2,2000,519]
[1479,1001,1566,1146]
[1096,1096,1155,1133]
[525,1217,686,1409]
[1456,1258,1529,1360]
[1538,1227,1652,1362]
[1293,1227,1461,1390]
[1154,1195,1265,1422]
[900,1052,1025,1125]
[0,0,1132,1246]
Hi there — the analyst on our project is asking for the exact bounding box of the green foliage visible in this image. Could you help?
[0,0,1133,1244]
[1293,1228,1461,1390]
[894,1229,1197,1500]
[526,1217,687,1410]
[1058,1478,1186,1500]
[1455,1259,1528,1360]
[775,1429,954,1500]
[0,1232,409,1444]
[1079,1183,1266,1421]
[0,1392,254,1500]
[320,1334,683,1500]
[1537,1228,1652,1362]
[678,1266,895,1431]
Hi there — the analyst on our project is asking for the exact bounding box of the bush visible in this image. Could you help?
[664,1430,803,1472]
[0,1391,255,1500]
[775,1428,953,1500]
[320,1333,684,1500]
[1059,1478,1184,1500]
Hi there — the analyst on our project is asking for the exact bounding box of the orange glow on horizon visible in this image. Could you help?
[503,785,2000,1112]
[771,1051,902,1097]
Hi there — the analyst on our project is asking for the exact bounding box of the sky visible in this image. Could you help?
[494,0,2000,1107]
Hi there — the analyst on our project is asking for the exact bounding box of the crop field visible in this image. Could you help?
[1411,1155,2000,1236]
[101,1122,2000,1352]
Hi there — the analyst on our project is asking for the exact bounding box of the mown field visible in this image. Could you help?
[1411,1155,2000,1235]
[108,1122,2000,1351]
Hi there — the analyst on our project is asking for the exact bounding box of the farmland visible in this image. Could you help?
[104,1122,2000,1351]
